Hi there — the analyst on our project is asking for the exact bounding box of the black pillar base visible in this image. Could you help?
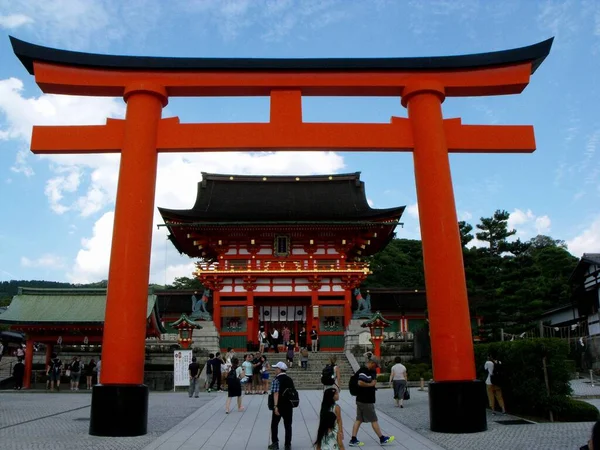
[429,380,487,433]
[89,384,149,436]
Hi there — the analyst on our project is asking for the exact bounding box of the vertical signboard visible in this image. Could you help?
[174,349,193,389]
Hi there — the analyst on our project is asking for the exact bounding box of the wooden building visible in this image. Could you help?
[159,172,404,351]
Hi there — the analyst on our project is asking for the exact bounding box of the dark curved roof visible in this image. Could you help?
[159,172,404,222]
[10,36,553,75]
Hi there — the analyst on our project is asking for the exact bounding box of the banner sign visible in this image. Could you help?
[174,350,193,387]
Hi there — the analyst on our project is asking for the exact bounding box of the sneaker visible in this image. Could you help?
[207,388,212,393]
[284,445,291,450]
[267,444,279,450]
[349,438,364,447]
[380,436,395,445]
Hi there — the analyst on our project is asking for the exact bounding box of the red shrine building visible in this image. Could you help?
[159,172,404,351]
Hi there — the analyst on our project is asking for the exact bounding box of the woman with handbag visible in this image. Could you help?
[389,356,408,408]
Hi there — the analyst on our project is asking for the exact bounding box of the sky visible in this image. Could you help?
[0,0,598,285]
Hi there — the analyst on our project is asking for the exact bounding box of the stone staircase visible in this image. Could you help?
[0,356,17,380]
[266,352,354,390]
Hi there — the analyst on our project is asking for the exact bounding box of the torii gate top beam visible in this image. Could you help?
[10,36,552,98]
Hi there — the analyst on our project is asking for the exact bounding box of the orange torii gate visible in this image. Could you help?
[10,36,552,436]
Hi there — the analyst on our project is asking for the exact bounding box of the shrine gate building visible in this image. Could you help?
[159,172,404,351]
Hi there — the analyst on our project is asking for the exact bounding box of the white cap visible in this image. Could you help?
[274,362,288,371]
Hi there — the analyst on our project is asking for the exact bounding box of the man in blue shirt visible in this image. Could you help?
[349,356,394,447]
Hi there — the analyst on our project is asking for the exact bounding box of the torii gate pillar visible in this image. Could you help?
[10,36,553,436]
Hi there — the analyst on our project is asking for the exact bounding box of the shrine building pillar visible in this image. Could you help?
[403,82,486,433]
[23,338,34,389]
[90,83,167,437]
[213,291,221,333]
[246,292,255,349]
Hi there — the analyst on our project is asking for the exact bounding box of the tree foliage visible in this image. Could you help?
[363,212,579,339]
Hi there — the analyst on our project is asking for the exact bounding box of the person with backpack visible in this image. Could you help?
[321,355,341,390]
[208,352,223,392]
[268,362,298,450]
[484,353,506,415]
[205,353,214,391]
[69,356,82,391]
[225,357,245,413]
[348,356,394,447]
[47,352,62,392]
[300,347,309,370]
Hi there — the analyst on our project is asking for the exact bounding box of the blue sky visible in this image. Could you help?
[0,0,598,284]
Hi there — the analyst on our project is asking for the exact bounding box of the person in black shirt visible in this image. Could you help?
[13,358,24,390]
[298,327,307,350]
[208,352,223,392]
[188,356,201,398]
[269,362,295,450]
[349,357,394,447]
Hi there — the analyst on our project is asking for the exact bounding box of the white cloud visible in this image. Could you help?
[367,198,374,207]
[0,13,33,28]
[21,254,65,269]
[567,216,600,256]
[507,208,552,240]
[406,203,419,219]
[459,211,473,221]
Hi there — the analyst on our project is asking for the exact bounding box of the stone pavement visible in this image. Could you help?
[376,385,594,450]
[0,387,596,450]
[570,378,600,398]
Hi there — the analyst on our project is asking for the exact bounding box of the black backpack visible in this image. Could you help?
[282,386,300,408]
[321,364,335,385]
[490,361,504,386]
[348,371,360,396]
[227,367,238,381]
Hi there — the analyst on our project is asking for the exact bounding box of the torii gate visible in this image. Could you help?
[10,36,552,436]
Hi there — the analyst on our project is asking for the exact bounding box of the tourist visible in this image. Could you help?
[13,357,24,390]
[484,354,506,415]
[271,327,280,353]
[259,327,268,353]
[301,347,309,370]
[70,355,82,391]
[282,325,291,349]
[299,326,307,350]
[95,357,102,384]
[205,353,214,390]
[286,340,295,367]
[47,352,62,392]
[252,352,263,394]
[0,341,4,363]
[349,356,394,447]
[268,362,295,450]
[389,356,408,408]
[221,354,231,389]
[225,346,235,364]
[188,356,200,398]
[320,387,344,445]
[225,357,245,413]
[242,353,254,394]
[261,354,271,394]
[311,326,319,353]
[314,411,344,450]
[85,358,96,389]
[16,344,25,359]
[326,355,341,390]
[208,352,223,392]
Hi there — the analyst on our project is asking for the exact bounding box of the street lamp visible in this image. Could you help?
[361,311,392,372]
[169,314,202,349]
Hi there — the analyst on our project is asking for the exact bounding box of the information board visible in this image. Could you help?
[173,349,193,387]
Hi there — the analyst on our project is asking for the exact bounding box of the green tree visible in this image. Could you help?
[167,276,205,290]
[458,221,474,248]
[475,209,516,256]
[362,239,425,288]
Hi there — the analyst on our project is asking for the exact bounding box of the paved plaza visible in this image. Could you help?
[0,386,596,450]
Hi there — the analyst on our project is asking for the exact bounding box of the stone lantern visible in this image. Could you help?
[170,314,202,349]
[361,311,392,366]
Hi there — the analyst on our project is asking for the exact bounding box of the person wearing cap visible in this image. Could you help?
[268,361,295,450]
[349,356,394,447]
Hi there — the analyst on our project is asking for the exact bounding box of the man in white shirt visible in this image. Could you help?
[271,328,280,353]
[484,354,506,414]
